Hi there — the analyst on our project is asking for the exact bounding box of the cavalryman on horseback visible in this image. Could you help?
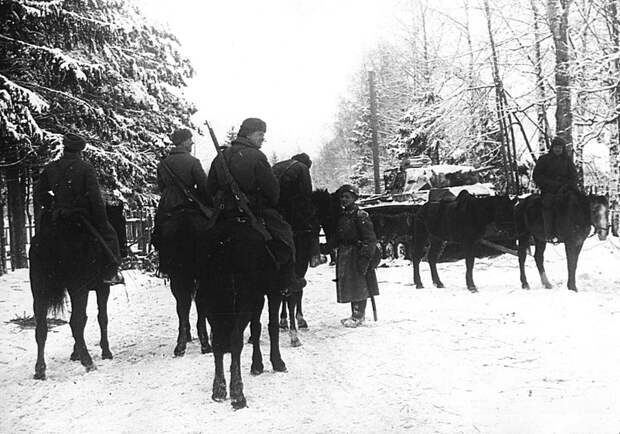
[273,152,316,330]
[532,136,578,242]
[205,118,296,290]
[34,133,121,284]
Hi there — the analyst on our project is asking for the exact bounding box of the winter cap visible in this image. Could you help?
[238,118,266,138]
[550,136,567,148]
[292,152,312,168]
[338,184,359,198]
[63,133,86,152]
[171,128,192,146]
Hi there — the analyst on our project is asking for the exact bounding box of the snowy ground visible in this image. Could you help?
[1,237,620,434]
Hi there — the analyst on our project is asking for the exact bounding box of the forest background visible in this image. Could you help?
[1,0,619,274]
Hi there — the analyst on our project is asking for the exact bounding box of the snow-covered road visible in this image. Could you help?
[1,238,619,433]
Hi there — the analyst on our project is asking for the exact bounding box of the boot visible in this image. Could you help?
[342,300,366,328]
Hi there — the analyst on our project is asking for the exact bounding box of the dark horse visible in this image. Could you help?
[311,188,341,261]
[153,209,211,356]
[412,190,515,292]
[198,218,288,409]
[29,214,115,380]
[515,190,609,291]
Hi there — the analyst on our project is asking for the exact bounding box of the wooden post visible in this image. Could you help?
[368,70,381,194]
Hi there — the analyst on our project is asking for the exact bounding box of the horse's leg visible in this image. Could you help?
[96,283,113,359]
[211,351,227,402]
[68,289,96,372]
[565,240,583,292]
[412,238,425,289]
[33,291,49,380]
[250,296,264,375]
[279,297,288,329]
[518,235,530,289]
[170,274,192,357]
[464,242,477,293]
[194,292,211,354]
[229,322,247,409]
[269,293,287,371]
[533,239,552,289]
[287,292,301,347]
[296,291,308,328]
[428,240,445,288]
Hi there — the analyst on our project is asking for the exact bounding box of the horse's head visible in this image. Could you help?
[589,194,609,240]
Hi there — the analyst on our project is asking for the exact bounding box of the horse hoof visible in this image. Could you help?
[415,283,424,289]
[279,318,288,330]
[211,393,227,403]
[250,365,264,376]
[568,287,578,292]
[468,287,478,293]
[521,283,530,290]
[544,283,553,289]
[70,352,80,361]
[232,397,247,410]
[84,362,97,373]
[272,362,287,373]
[101,350,113,360]
[173,346,186,357]
[201,344,212,354]
[290,337,302,347]
[434,282,445,289]
[297,317,308,329]
[33,367,46,380]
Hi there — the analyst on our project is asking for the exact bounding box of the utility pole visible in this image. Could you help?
[368,70,381,194]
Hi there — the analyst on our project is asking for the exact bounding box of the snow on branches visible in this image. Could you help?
[0,0,196,203]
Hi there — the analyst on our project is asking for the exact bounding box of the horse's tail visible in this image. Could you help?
[47,286,67,315]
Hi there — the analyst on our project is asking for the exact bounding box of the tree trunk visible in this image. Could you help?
[483,0,516,193]
[547,0,574,154]
[7,165,29,270]
[531,0,550,153]
[609,0,620,197]
[0,172,7,276]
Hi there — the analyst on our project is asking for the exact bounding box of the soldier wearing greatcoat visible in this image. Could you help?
[34,133,121,283]
[532,136,578,240]
[154,128,210,276]
[273,152,316,327]
[335,184,380,328]
[206,118,296,288]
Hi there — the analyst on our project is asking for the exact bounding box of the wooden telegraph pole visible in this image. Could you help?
[368,70,381,194]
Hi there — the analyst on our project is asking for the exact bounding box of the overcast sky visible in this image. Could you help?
[137,0,403,162]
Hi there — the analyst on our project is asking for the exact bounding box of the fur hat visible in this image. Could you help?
[238,118,266,138]
[550,136,567,149]
[171,128,192,146]
[292,152,312,168]
[337,184,359,198]
[63,133,86,152]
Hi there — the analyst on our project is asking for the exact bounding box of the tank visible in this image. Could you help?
[357,156,511,261]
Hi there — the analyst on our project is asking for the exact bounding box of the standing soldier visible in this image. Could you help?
[206,117,296,289]
[273,152,315,330]
[34,133,121,284]
[154,127,212,356]
[335,184,380,328]
[532,136,578,241]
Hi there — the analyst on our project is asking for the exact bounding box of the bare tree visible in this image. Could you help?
[547,0,574,153]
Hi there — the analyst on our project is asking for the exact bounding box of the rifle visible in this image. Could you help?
[203,120,273,244]
[160,160,214,220]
